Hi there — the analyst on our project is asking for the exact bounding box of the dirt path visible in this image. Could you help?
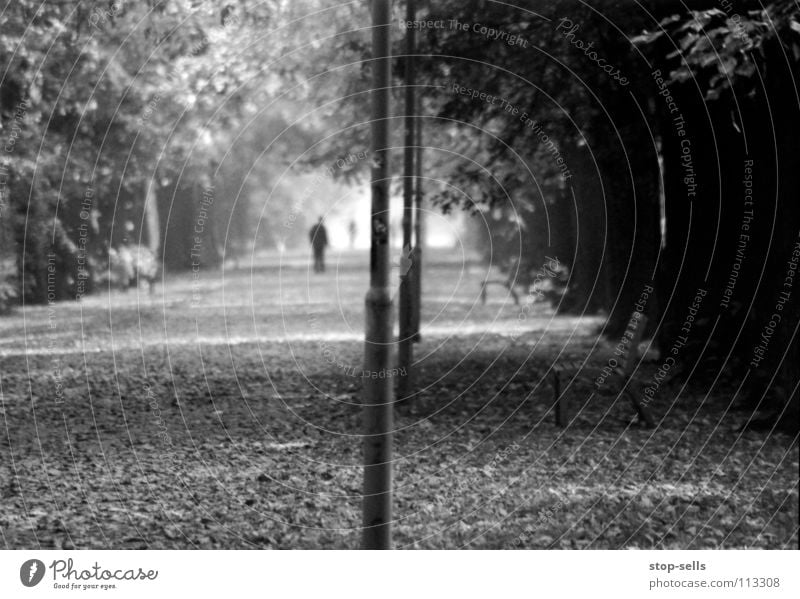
[0,250,796,548]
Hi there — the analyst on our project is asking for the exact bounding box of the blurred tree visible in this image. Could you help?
[0,0,326,302]
[636,1,800,429]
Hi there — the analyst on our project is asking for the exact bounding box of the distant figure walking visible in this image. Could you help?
[309,216,329,273]
[348,220,357,249]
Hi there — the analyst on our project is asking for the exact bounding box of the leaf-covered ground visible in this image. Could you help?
[0,250,797,549]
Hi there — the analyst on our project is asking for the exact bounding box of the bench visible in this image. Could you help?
[480,261,525,305]
[480,277,520,305]
[550,314,655,428]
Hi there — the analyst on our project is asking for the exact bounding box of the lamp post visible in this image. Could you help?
[398,0,417,401]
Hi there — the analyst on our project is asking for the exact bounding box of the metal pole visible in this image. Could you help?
[397,0,416,400]
[362,0,394,550]
[412,105,423,341]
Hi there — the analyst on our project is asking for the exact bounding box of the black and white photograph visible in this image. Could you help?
[0,0,798,594]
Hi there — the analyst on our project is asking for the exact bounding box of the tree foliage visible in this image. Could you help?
[1,0,350,304]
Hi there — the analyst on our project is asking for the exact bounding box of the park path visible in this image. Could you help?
[0,249,796,549]
[0,248,592,355]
